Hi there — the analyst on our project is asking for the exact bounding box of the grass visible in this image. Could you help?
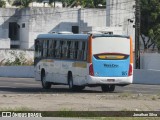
[90,118,159,120]
[118,93,131,98]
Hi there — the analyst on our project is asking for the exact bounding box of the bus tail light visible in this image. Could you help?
[128,64,132,76]
[89,64,94,76]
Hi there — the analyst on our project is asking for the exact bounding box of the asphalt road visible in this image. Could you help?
[0,77,160,94]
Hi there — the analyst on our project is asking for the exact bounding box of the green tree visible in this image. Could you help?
[0,0,6,7]
[140,0,160,52]
[12,0,34,7]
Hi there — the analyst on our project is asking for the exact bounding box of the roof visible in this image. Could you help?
[36,33,130,41]
[36,34,89,40]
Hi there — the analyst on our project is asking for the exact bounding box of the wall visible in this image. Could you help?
[0,66,34,78]
[140,53,160,70]
[0,38,10,48]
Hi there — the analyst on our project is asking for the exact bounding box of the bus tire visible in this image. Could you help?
[101,85,115,92]
[41,70,51,89]
[68,73,75,91]
[109,85,115,92]
[101,85,109,92]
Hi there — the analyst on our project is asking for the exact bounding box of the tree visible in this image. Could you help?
[0,0,6,7]
[12,0,34,7]
[140,0,160,52]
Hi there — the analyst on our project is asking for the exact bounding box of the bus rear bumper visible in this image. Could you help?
[87,76,133,85]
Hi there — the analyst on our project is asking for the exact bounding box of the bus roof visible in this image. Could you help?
[36,34,130,40]
[93,34,130,39]
[36,34,89,40]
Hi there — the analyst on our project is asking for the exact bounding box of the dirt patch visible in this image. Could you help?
[0,93,160,111]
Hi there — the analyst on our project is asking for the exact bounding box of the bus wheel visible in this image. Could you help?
[76,86,85,91]
[41,71,51,89]
[101,85,115,92]
[68,74,74,90]
[101,85,109,92]
[109,85,115,92]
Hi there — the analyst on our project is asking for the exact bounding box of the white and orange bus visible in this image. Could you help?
[34,33,133,92]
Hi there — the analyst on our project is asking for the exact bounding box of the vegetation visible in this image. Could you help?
[140,0,160,52]
[12,0,34,7]
[0,51,33,66]
[0,0,6,7]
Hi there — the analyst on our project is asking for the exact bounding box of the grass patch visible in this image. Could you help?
[118,93,131,98]
[90,117,159,120]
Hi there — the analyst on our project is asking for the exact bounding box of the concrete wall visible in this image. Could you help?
[0,66,34,78]
[140,53,160,70]
[133,69,160,85]
[0,38,10,48]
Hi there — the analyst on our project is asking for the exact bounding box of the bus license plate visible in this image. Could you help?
[107,79,115,82]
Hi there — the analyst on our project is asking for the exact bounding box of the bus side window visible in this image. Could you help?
[67,41,71,59]
[53,40,56,58]
[74,41,78,59]
[55,40,60,58]
[83,41,88,61]
[48,40,54,57]
[70,41,74,59]
[61,41,68,59]
[35,40,41,58]
[43,40,48,58]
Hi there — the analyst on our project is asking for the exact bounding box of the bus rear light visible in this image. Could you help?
[89,64,94,76]
[128,64,132,76]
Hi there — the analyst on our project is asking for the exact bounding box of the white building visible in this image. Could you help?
[0,8,106,49]
[0,0,136,49]
[106,0,135,50]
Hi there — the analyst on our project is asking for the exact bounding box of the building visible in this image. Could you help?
[0,0,136,50]
[106,0,135,50]
[0,8,106,49]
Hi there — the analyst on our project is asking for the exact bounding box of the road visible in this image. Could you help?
[0,77,159,94]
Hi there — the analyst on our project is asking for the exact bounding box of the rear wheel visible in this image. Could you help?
[68,73,85,91]
[101,85,115,92]
[41,71,51,89]
[68,74,75,91]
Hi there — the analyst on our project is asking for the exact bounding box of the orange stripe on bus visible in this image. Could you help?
[130,36,133,64]
[88,35,92,63]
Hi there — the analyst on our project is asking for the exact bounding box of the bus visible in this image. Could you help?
[34,33,133,92]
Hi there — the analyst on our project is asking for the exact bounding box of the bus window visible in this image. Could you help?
[42,40,48,58]
[55,40,60,58]
[74,41,79,59]
[35,40,42,58]
[48,40,54,57]
[61,41,68,59]
[67,41,71,59]
[82,41,88,61]
[70,41,74,59]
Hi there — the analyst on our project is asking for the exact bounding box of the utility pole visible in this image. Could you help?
[135,0,141,69]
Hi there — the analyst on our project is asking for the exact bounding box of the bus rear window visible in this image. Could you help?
[94,53,129,60]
